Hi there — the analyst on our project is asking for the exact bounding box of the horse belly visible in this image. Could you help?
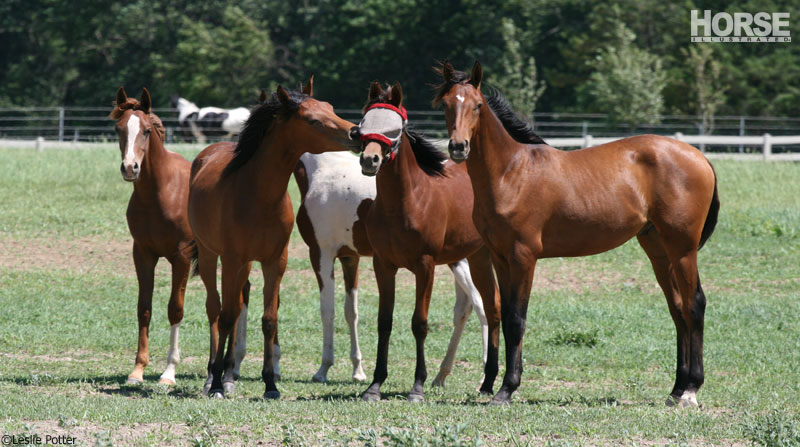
[538,214,645,258]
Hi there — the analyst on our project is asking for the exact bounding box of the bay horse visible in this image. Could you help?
[354,82,501,402]
[435,61,720,406]
[188,78,358,399]
[294,150,492,386]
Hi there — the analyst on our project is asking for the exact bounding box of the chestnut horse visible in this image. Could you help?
[435,62,720,406]
[188,79,357,399]
[354,82,501,402]
[110,87,194,386]
[111,87,250,389]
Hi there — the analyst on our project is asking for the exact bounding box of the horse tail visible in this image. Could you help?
[188,240,201,277]
[698,162,719,251]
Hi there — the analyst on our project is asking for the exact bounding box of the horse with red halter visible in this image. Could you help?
[435,61,720,406]
[353,82,501,402]
[188,78,358,399]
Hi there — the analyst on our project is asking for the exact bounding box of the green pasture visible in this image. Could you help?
[0,147,798,446]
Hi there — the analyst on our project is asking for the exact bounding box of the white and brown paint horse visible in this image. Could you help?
[293,150,491,385]
[172,96,250,144]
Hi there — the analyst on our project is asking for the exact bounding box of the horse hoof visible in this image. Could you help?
[233,373,240,381]
[407,392,425,402]
[126,377,143,385]
[222,382,235,395]
[263,390,281,400]
[352,370,367,382]
[665,395,680,407]
[274,374,281,382]
[158,378,176,386]
[361,391,381,402]
[478,387,494,396]
[311,373,328,383]
[208,390,225,399]
[431,376,445,388]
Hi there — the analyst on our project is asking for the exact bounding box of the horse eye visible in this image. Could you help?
[475,103,482,110]
[144,128,152,134]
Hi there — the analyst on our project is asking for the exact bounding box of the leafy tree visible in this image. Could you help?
[581,24,666,126]
[684,45,726,134]
[487,18,546,120]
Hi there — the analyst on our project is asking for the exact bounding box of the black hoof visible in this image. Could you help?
[479,386,494,396]
[407,392,424,402]
[263,390,281,400]
[223,381,235,395]
[361,391,381,402]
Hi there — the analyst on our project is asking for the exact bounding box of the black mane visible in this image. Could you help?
[223,89,307,176]
[433,64,546,146]
[365,85,447,177]
[405,128,447,176]
[485,90,546,145]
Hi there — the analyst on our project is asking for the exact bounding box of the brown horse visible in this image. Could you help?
[355,82,501,402]
[110,87,194,386]
[435,62,720,406]
[188,79,358,399]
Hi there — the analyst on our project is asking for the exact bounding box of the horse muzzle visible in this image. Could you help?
[120,162,140,182]
[448,140,470,163]
[360,153,381,176]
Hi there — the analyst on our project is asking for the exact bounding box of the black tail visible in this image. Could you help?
[188,240,201,277]
[698,163,719,250]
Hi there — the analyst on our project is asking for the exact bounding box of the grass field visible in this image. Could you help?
[0,147,798,446]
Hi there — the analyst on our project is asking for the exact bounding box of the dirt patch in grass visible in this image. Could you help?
[0,235,131,274]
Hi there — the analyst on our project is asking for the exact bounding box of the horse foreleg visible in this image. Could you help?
[128,243,157,385]
[340,256,366,382]
[467,246,501,395]
[408,257,436,402]
[362,257,397,401]
[669,249,705,408]
[159,253,189,385]
[493,253,536,405]
[260,247,287,399]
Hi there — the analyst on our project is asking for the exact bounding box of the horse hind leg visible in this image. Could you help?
[433,259,475,388]
[341,255,366,382]
[158,253,190,385]
[637,228,702,407]
[312,251,336,383]
[197,244,220,395]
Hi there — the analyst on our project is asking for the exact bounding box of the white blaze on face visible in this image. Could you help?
[456,94,465,103]
[124,114,140,166]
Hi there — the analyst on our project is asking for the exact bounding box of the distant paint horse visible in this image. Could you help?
[172,96,250,144]
[293,151,491,386]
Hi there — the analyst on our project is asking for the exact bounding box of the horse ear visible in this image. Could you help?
[258,89,268,105]
[276,85,291,107]
[470,60,482,90]
[140,88,152,113]
[303,75,314,96]
[116,87,128,106]
[389,82,403,107]
[368,82,383,101]
[442,60,455,82]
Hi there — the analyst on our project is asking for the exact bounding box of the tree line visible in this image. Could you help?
[1,0,798,127]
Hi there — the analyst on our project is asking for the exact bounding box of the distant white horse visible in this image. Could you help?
[294,151,490,385]
[171,96,250,144]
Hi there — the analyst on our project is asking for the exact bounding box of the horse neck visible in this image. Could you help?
[244,129,304,204]
[132,132,171,200]
[375,136,423,213]
[467,104,529,189]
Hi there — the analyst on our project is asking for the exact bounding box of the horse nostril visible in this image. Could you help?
[448,140,456,152]
[120,163,125,173]
[133,162,139,170]
[372,155,380,164]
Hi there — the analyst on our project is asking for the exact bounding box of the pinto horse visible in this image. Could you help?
[435,62,720,406]
[188,78,357,399]
[172,96,250,144]
[354,82,501,402]
[111,87,250,388]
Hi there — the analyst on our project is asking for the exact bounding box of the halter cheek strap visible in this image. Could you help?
[358,103,408,165]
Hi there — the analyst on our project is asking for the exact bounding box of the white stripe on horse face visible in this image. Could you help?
[124,114,140,166]
[456,94,465,103]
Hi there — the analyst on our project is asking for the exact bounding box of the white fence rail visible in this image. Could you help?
[4,133,800,161]
[545,133,800,160]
